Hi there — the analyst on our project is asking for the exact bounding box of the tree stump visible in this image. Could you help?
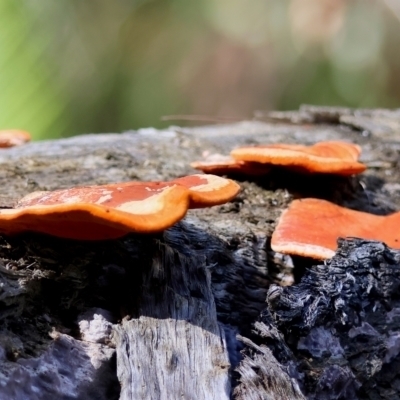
[0,105,400,399]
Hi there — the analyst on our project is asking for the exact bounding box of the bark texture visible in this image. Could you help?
[0,105,399,399]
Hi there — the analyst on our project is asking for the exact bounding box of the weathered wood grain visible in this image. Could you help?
[234,335,306,400]
[112,240,231,400]
[114,318,230,400]
[0,105,399,399]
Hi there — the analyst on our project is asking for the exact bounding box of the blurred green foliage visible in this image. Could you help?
[1,0,399,140]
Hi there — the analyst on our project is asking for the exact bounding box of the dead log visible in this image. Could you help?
[0,106,399,399]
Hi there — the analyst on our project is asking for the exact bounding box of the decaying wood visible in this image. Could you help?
[0,105,399,399]
[235,238,400,399]
[234,335,306,400]
[112,239,230,400]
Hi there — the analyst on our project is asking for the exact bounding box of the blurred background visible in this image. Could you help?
[1,0,400,140]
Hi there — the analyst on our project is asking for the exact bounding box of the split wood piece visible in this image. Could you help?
[112,237,231,399]
[0,175,240,240]
[271,198,400,260]
[191,155,271,176]
[231,141,366,175]
[0,130,31,148]
[114,318,230,400]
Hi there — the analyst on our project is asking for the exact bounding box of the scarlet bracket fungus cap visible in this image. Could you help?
[0,175,240,240]
[231,141,366,175]
[191,157,271,177]
[0,130,31,148]
[271,198,400,260]
[111,174,241,208]
[4,182,189,240]
[172,174,241,208]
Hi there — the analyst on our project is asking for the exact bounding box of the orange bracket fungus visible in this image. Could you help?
[231,141,366,175]
[171,173,241,207]
[0,174,240,240]
[191,155,271,176]
[0,130,31,148]
[271,198,400,260]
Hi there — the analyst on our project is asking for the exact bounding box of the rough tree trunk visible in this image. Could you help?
[0,105,400,399]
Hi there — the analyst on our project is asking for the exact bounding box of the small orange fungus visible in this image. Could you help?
[271,198,400,259]
[0,130,31,148]
[231,141,366,175]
